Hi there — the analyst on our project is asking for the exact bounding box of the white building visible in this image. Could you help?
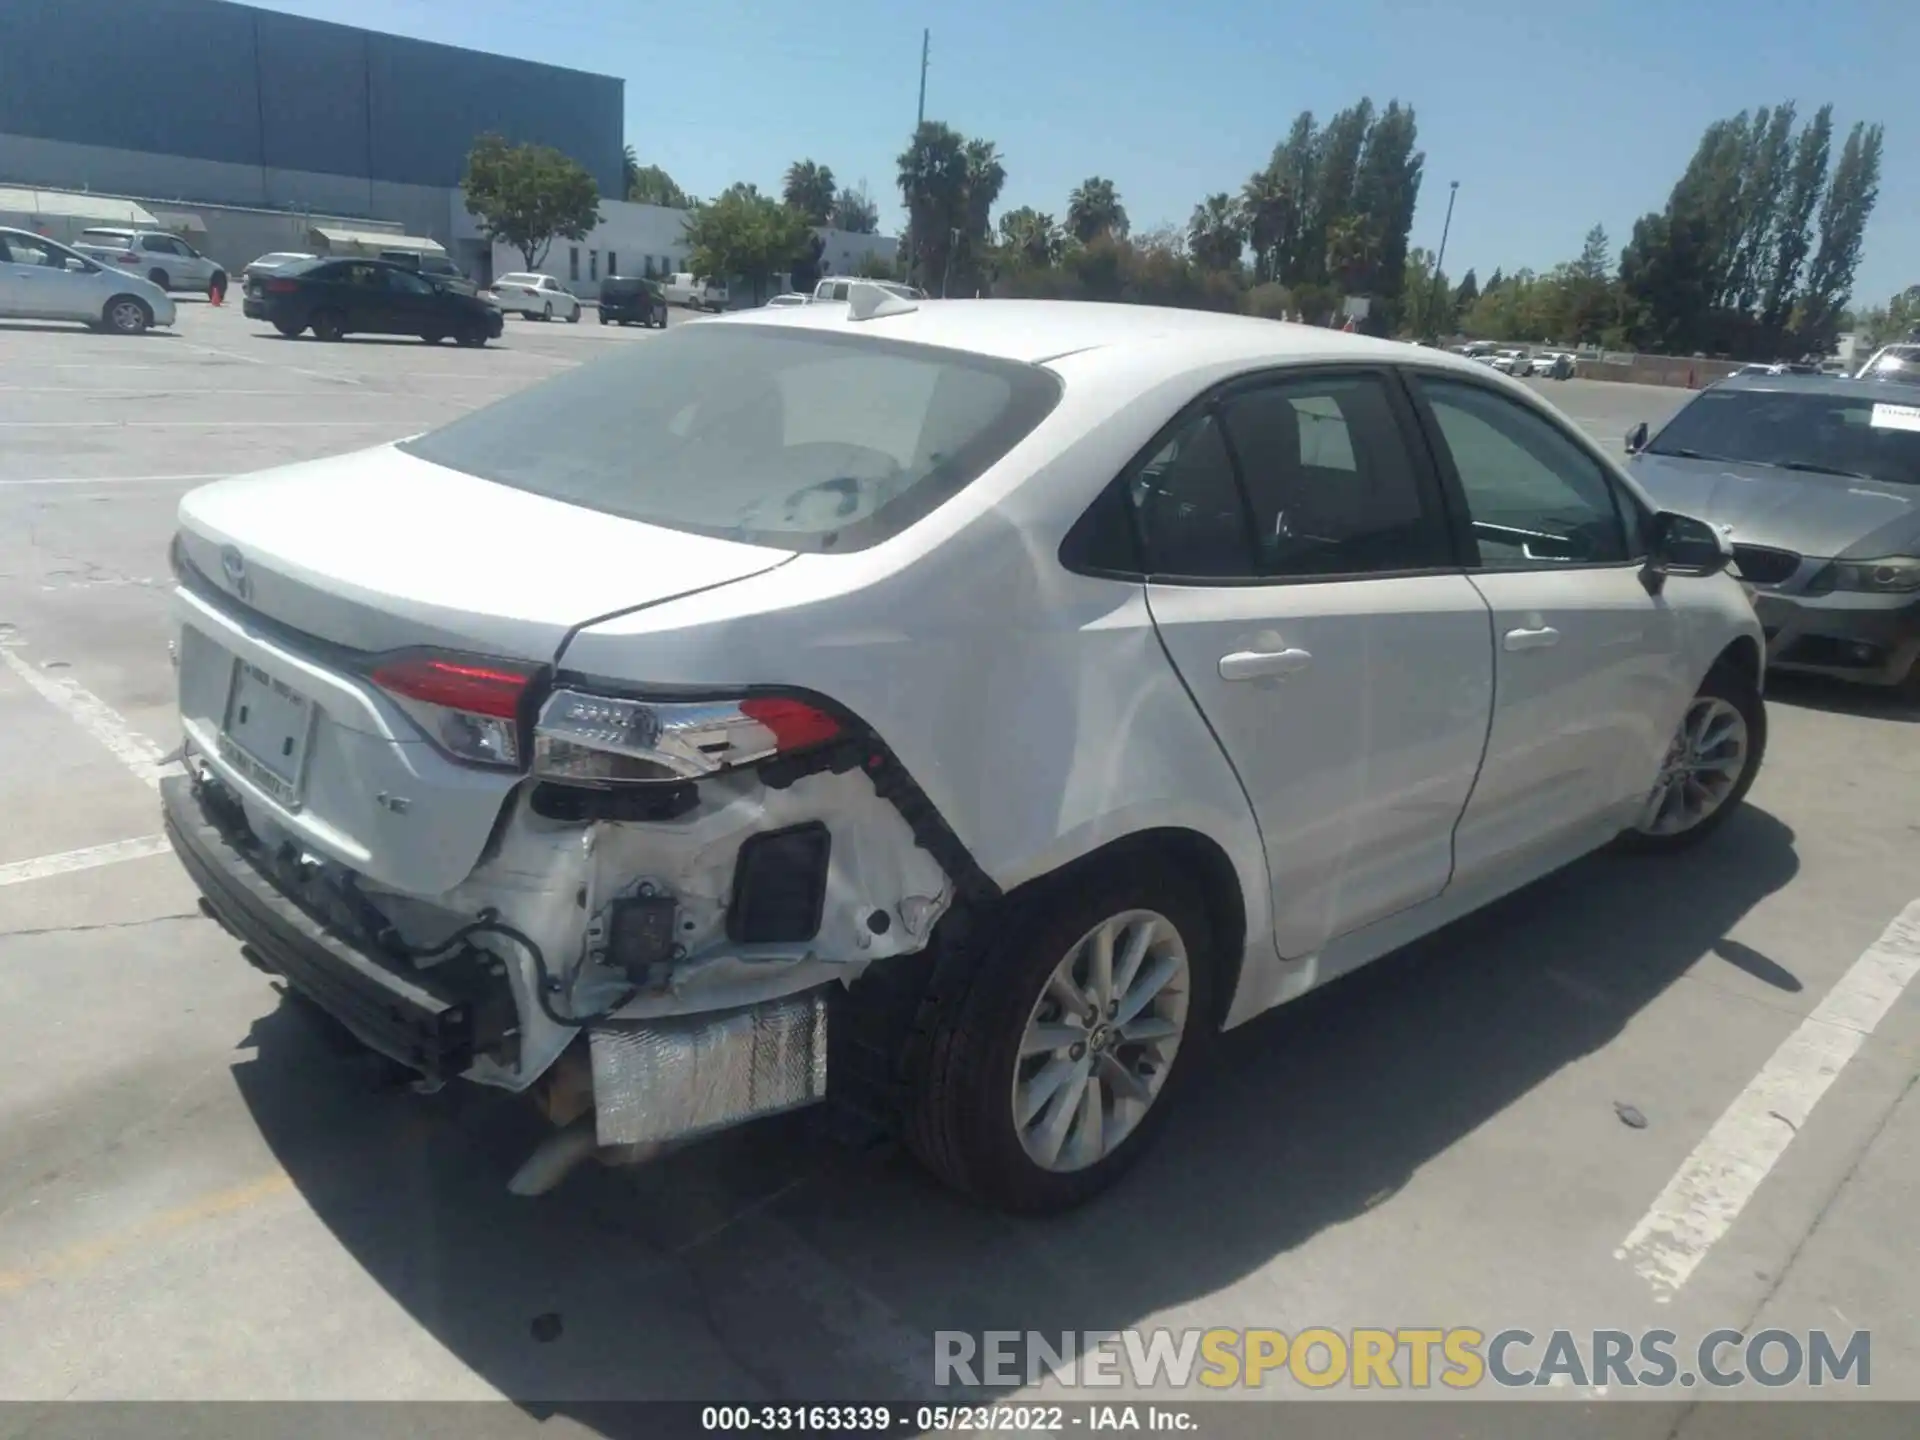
[449,197,899,304]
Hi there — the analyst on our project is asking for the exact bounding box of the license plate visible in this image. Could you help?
[218,658,315,809]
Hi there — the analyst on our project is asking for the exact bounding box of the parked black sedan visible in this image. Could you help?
[243,257,504,345]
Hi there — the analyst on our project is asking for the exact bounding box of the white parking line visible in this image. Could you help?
[0,836,171,887]
[0,640,180,789]
[1617,898,1920,1296]
[0,473,226,489]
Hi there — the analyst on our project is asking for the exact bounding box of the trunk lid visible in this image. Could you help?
[175,444,797,661]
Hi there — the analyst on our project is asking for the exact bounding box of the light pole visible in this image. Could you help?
[1428,180,1459,341]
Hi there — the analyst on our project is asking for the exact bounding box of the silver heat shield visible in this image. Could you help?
[588,988,831,1148]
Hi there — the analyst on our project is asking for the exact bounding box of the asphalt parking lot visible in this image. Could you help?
[1,303,1916,1432]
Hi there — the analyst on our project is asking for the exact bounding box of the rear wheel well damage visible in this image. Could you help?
[831,825,1248,1138]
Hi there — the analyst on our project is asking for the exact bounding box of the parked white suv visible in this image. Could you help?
[74,227,223,294]
[162,293,1764,1213]
[1,226,176,333]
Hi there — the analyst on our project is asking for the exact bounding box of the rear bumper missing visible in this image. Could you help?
[162,772,498,1081]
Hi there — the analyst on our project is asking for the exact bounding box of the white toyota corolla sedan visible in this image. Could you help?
[163,287,1766,1213]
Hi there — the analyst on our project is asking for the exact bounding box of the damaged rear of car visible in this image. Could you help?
[164,319,1061,1196]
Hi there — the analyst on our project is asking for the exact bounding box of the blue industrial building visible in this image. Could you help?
[0,0,624,246]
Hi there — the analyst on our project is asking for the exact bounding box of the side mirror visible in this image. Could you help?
[1640,510,1729,595]
[1625,421,1649,454]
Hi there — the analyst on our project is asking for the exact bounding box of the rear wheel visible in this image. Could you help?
[541,301,553,321]
[310,309,346,343]
[903,859,1214,1213]
[147,267,171,291]
[1619,666,1765,852]
[103,296,153,335]
[599,313,611,325]
[272,320,304,338]
[566,304,580,323]
[420,330,445,345]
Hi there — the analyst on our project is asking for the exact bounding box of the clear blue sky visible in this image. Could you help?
[255,0,1915,306]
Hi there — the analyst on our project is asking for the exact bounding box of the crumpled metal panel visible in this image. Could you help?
[589,988,830,1147]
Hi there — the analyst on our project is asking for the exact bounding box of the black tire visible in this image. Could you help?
[147,267,171,291]
[273,320,305,338]
[455,327,488,348]
[310,310,346,343]
[1616,663,1766,854]
[102,296,153,335]
[421,331,445,345]
[566,305,580,323]
[600,314,611,326]
[541,302,553,321]
[899,856,1216,1214]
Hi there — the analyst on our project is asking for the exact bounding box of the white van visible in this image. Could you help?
[662,272,728,311]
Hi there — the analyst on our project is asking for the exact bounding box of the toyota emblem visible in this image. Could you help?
[218,544,252,602]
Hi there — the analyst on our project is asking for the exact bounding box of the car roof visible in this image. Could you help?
[696,298,1498,377]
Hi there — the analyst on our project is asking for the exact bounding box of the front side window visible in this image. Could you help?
[387,269,434,295]
[1416,377,1631,567]
[401,326,1062,553]
[1647,386,1920,488]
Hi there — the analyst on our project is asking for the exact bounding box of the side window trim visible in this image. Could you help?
[1059,363,1469,587]
[1403,368,1640,572]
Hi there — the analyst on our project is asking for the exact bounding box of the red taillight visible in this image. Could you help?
[739,696,842,751]
[264,277,299,293]
[371,655,534,719]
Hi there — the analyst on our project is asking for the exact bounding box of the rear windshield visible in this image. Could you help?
[1648,387,1920,486]
[400,324,1062,552]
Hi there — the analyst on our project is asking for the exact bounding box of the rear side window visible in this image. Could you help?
[400,326,1062,553]
[1079,371,1450,581]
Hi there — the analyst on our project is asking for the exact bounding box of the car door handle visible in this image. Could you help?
[1219,647,1312,681]
[1503,625,1562,652]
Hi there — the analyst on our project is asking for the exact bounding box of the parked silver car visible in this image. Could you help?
[0,226,177,334]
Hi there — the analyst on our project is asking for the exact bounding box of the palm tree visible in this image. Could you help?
[1187,193,1246,271]
[1067,177,1128,245]
[830,182,880,234]
[998,207,1062,267]
[1324,213,1376,290]
[1241,168,1297,283]
[897,121,970,287]
[623,145,641,201]
[782,159,838,226]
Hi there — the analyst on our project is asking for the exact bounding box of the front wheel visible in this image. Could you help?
[103,296,153,335]
[903,859,1213,1213]
[1619,666,1765,852]
[455,327,488,348]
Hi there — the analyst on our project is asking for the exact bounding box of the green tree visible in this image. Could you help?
[1483,267,1505,293]
[782,159,838,225]
[1304,100,1372,285]
[623,144,641,200]
[1798,120,1886,349]
[830,182,879,234]
[1348,99,1423,327]
[1243,111,1316,284]
[1759,105,1833,335]
[897,121,971,287]
[463,133,602,270]
[1186,193,1246,271]
[1618,209,1715,352]
[1856,286,1920,347]
[954,138,1007,290]
[998,206,1063,268]
[628,160,692,208]
[1067,176,1129,244]
[681,186,813,304]
[1452,268,1479,320]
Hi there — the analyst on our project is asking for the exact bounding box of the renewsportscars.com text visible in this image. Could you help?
[934,1327,1871,1391]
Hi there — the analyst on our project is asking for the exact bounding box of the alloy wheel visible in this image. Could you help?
[107,299,148,334]
[1011,908,1190,1173]
[1637,696,1749,836]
